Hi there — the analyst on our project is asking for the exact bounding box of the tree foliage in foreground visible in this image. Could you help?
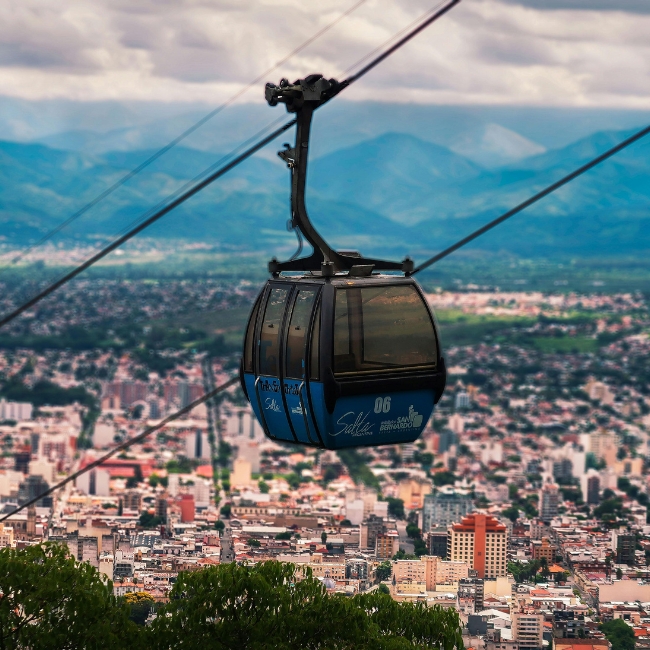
[0,544,138,650]
[150,561,464,650]
[0,545,464,650]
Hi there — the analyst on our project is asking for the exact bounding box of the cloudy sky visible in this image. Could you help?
[1,0,649,108]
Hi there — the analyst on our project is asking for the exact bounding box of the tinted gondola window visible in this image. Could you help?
[259,287,289,376]
[244,296,262,373]
[334,285,437,375]
[285,289,317,379]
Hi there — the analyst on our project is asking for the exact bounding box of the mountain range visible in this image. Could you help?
[0,97,649,262]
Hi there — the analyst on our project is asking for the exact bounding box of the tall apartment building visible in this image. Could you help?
[376,532,399,560]
[512,613,544,650]
[552,459,573,484]
[539,482,560,523]
[612,530,636,566]
[360,514,385,550]
[422,488,472,531]
[582,471,600,505]
[448,513,507,578]
[428,527,449,558]
[458,577,485,614]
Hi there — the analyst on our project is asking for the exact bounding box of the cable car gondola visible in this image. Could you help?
[239,75,446,448]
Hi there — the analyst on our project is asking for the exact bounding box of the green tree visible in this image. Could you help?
[602,619,635,650]
[0,544,139,649]
[321,531,328,545]
[220,504,231,519]
[386,497,405,520]
[124,591,155,626]
[139,512,163,528]
[148,561,464,649]
[214,520,225,533]
[258,480,270,494]
[376,561,392,582]
[275,531,292,540]
[406,523,421,539]
[432,471,457,487]
[377,583,391,595]
[248,539,261,548]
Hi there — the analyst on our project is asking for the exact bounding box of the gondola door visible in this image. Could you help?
[254,284,295,442]
[282,287,321,446]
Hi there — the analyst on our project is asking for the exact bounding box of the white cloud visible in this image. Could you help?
[0,0,648,108]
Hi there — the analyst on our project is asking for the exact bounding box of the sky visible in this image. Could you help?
[0,0,649,108]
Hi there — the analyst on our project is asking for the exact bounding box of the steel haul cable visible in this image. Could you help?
[0,377,238,523]
[0,119,297,330]
[0,0,461,331]
[411,124,650,275]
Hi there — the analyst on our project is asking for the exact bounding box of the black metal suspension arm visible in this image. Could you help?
[412,124,650,275]
[265,0,462,274]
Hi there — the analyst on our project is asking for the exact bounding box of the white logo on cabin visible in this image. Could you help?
[379,405,423,432]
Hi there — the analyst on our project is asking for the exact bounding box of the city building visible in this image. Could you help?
[539,482,560,523]
[455,392,470,410]
[458,577,485,613]
[0,399,33,421]
[513,613,544,650]
[398,479,431,510]
[428,527,449,558]
[17,475,52,508]
[393,556,469,591]
[553,611,586,639]
[582,470,601,505]
[345,558,369,581]
[553,459,573,484]
[376,532,399,560]
[0,523,14,548]
[360,514,384,550]
[76,468,110,497]
[612,530,636,566]
[531,537,556,563]
[123,490,141,511]
[423,488,473,531]
[231,458,252,487]
[448,513,508,578]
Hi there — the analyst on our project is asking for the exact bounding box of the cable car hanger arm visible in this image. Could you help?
[264,0,461,276]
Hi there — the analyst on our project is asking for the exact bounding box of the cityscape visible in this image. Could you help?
[1,276,648,648]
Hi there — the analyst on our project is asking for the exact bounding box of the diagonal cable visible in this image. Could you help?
[412,124,650,275]
[0,118,297,330]
[0,377,238,523]
[2,0,369,271]
[0,0,461,330]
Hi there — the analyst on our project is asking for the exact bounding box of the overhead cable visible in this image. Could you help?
[0,376,238,523]
[412,124,650,275]
[0,0,461,330]
[0,119,297,330]
[2,0,369,270]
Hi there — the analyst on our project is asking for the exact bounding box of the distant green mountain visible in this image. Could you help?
[1,125,649,262]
